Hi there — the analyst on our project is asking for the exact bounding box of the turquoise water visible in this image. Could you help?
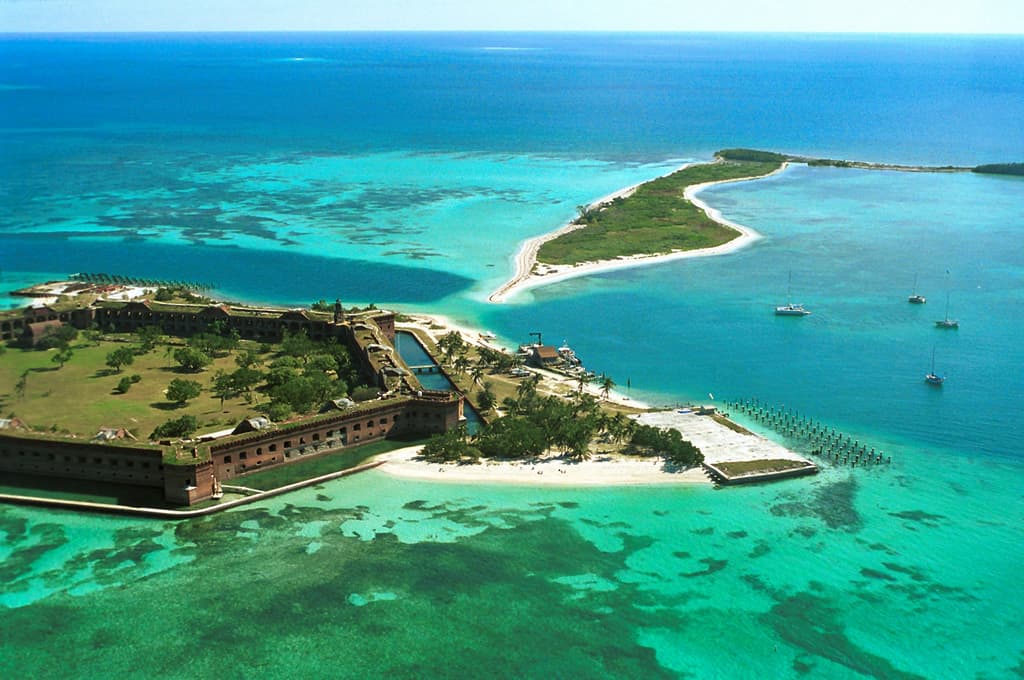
[2,33,1024,677]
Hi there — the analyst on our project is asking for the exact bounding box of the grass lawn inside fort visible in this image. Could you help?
[0,336,270,438]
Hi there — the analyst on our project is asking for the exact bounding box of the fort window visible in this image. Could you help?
[256,447,262,455]
[142,462,150,469]
[285,440,292,448]
[379,418,387,425]
[78,456,86,463]
[240,452,248,460]
[299,437,306,445]
[110,459,118,466]
[367,420,373,428]
[126,460,134,468]
[353,424,361,431]
[94,457,102,464]
[312,433,320,441]
[269,444,277,452]
[223,455,231,464]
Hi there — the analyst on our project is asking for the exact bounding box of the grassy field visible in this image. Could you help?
[0,337,268,438]
[536,159,781,266]
[233,438,423,491]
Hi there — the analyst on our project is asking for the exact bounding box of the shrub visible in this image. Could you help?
[150,415,198,440]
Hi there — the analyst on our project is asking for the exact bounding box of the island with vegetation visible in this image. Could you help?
[972,163,1024,176]
[535,157,782,266]
[490,147,1020,302]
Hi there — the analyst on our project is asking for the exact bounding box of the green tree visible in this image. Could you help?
[51,346,73,369]
[135,325,163,354]
[234,348,261,370]
[477,381,497,411]
[116,376,134,394]
[150,415,198,440]
[106,347,135,373]
[229,367,262,403]
[166,378,202,405]
[305,353,337,376]
[474,416,547,460]
[270,376,319,414]
[174,346,212,372]
[264,401,292,422]
[280,329,316,363]
[598,375,616,401]
[210,370,239,409]
[420,425,477,463]
[436,331,466,365]
[39,324,78,350]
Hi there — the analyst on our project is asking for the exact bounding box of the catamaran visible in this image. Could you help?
[775,272,811,316]
[925,347,945,386]
[908,274,926,304]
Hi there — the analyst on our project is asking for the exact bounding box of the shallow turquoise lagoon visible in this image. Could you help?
[2,449,1021,678]
[2,32,1023,678]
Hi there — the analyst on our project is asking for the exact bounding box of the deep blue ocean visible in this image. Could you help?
[1,33,1023,678]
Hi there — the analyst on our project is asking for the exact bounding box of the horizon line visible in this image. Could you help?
[2,29,1023,37]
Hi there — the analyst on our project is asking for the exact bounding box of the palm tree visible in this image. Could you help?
[470,362,487,386]
[599,375,616,401]
[576,372,590,395]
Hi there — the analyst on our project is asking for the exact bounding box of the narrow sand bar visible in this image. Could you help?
[488,161,790,303]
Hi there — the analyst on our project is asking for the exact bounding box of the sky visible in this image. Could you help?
[1,0,1022,34]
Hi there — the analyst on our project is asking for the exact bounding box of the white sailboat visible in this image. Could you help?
[935,289,958,329]
[775,271,811,316]
[925,347,945,386]
[908,273,926,304]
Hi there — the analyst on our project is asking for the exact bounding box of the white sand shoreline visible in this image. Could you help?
[372,445,712,487]
[488,161,791,303]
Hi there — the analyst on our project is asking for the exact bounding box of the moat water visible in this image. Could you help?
[1,33,1023,678]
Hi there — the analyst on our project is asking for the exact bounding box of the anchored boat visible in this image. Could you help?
[925,348,945,386]
[775,271,811,316]
[908,273,926,304]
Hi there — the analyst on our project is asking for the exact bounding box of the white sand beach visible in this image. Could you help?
[488,162,790,303]
[373,445,712,486]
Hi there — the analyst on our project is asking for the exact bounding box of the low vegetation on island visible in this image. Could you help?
[536,157,781,266]
[972,163,1024,176]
